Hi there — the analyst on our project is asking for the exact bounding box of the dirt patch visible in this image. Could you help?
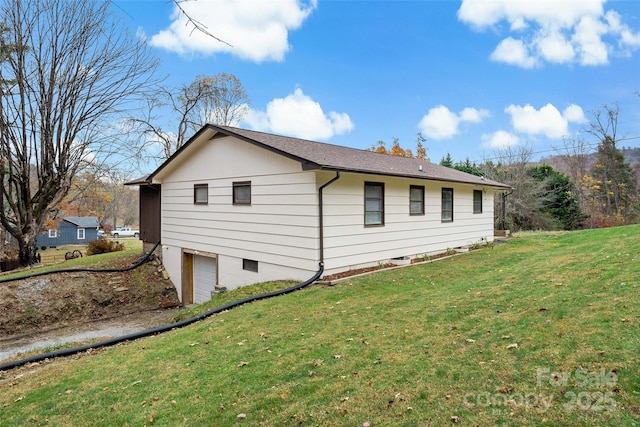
[0,254,180,359]
[0,308,180,362]
[320,251,463,281]
[322,263,397,281]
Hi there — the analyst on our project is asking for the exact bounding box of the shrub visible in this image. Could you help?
[87,236,125,255]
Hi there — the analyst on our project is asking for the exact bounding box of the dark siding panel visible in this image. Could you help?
[37,220,99,248]
[140,184,161,243]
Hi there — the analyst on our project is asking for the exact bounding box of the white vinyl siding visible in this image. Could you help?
[158,135,320,293]
[155,133,498,296]
[319,174,495,277]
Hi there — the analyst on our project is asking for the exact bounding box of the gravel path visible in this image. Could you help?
[0,308,179,362]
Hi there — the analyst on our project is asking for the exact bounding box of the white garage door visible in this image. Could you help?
[193,255,217,304]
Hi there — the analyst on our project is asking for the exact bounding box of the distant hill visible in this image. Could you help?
[621,147,640,165]
[540,147,640,179]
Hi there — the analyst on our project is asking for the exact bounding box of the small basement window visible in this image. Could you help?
[233,181,251,205]
[194,184,208,205]
[243,258,258,272]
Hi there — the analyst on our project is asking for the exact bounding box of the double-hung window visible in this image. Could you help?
[364,182,384,226]
[441,188,453,222]
[410,185,425,215]
[473,190,483,214]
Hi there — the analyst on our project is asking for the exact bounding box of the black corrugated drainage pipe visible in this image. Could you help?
[0,241,162,284]
[318,171,340,264]
[0,263,324,371]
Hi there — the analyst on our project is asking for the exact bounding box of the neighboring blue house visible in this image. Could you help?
[37,216,100,248]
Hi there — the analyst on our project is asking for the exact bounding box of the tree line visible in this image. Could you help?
[0,0,250,265]
[485,105,639,231]
[375,105,638,232]
[0,0,637,267]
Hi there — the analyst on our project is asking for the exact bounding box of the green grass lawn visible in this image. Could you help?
[0,239,144,280]
[1,226,639,426]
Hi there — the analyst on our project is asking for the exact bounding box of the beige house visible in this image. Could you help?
[135,125,510,304]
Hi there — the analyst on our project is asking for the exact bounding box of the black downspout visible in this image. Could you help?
[318,172,340,264]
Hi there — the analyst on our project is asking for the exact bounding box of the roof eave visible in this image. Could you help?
[311,165,511,189]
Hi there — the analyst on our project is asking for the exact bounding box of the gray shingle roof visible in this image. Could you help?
[65,216,100,228]
[149,125,510,189]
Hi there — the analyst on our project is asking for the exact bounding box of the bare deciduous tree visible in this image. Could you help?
[585,104,638,225]
[482,145,550,230]
[0,0,159,265]
[553,136,591,187]
[171,0,232,47]
[188,73,249,129]
[132,72,249,163]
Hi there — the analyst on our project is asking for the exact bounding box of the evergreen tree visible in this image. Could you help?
[454,158,483,176]
[589,136,638,224]
[439,153,453,168]
[529,164,587,230]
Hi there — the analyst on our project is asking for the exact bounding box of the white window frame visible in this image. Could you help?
[77,228,85,240]
[48,229,58,238]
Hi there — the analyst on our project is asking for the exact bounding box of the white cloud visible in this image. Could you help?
[563,104,588,123]
[418,105,489,140]
[572,15,609,65]
[458,0,604,29]
[149,0,317,63]
[481,130,520,149]
[458,0,640,67]
[490,37,539,69]
[242,88,354,140]
[460,107,490,123]
[606,10,640,53]
[536,29,575,63]
[504,103,586,139]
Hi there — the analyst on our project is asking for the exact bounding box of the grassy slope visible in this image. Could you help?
[1,226,639,426]
[1,239,144,279]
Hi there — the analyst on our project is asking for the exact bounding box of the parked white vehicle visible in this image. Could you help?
[112,226,139,238]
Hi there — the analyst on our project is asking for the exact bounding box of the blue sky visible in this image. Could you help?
[114,0,640,169]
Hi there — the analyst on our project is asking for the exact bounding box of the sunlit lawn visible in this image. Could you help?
[0,239,144,280]
[1,226,639,426]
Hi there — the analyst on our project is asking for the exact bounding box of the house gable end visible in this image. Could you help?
[146,125,509,190]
